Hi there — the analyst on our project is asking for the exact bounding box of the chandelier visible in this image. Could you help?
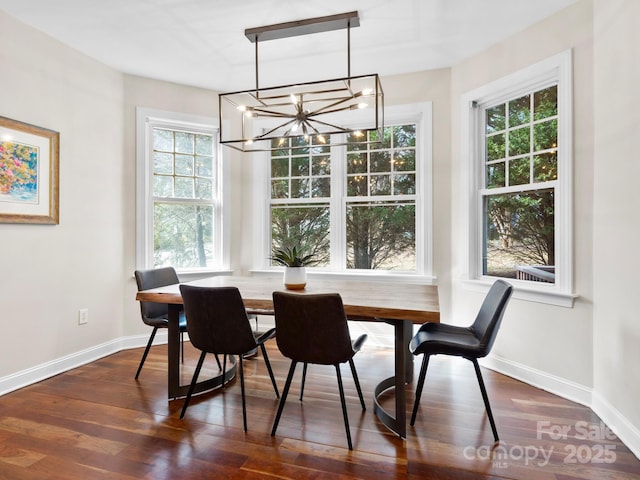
[219,11,384,152]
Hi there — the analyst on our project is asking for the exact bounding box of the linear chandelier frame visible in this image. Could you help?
[218,11,384,153]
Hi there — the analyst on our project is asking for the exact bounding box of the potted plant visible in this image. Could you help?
[271,245,316,290]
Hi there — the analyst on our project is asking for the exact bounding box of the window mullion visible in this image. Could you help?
[330,139,346,270]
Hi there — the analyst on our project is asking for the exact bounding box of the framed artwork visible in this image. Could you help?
[0,116,59,224]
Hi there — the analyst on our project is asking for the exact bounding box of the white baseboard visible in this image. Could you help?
[0,331,169,397]
[592,390,640,460]
[120,330,169,350]
[481,355,640,461]
[480,354,592,407]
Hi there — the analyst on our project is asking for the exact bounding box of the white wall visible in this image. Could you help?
[592,0,640,452]
[450,0,595,394]
[0,11,125,378]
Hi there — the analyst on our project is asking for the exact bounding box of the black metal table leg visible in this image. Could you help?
[167,303,236,400]
[372,318,413,438]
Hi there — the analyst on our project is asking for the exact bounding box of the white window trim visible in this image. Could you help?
[251,102,434,284]
[460,50,577,307]
[135,107,230,275]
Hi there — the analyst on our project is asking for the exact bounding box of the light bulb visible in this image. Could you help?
[362,88,374,96]
[358,102,368,109]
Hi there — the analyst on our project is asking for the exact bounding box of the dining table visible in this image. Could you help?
[135,275,440,438]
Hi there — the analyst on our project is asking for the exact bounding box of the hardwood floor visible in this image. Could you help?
[0,339,638,479]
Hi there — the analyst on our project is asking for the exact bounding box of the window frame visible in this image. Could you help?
[460,50,577,307]
[252,102,434,283]
[135,107,230,274]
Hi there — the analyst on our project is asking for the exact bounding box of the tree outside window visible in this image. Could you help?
[269,124,418,272]
[270,136,331,266]
[346,125,417,270]
[152,128,217,269]
[482,85,558,282]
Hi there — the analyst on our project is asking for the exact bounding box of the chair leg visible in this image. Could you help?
[259,343,280,398]
[271,360,297,437]
[349,359,366,411]
[214,353,222,370]
[181,331,184,363]
[135,327,158,380]
[222,354,227,388]
[472,359,499,442]
[410,354,430,426]
[335,365,353,450]
[239,355,247,432]
[299,363,308,401]
[180,351,207,419]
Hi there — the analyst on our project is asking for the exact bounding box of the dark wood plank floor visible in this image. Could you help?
[0,340,638,479]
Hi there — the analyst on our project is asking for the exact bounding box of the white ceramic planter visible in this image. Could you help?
[284,266,307,290]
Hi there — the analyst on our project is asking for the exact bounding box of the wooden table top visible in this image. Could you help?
[136,275,440,324]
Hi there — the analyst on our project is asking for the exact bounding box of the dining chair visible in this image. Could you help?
[270,292,367,450]
[134,267,188,379]
[409,279,513,443]
[178,285,280,431]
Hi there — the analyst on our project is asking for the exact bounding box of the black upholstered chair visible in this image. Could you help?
[409,279,513,442]
[178,285,280,431]
[270,292,367,450]
[134,267,187,379]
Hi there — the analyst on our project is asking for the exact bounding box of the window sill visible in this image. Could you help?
[177,269,233,281]
[461,278,579,308]
[250,268,437,285]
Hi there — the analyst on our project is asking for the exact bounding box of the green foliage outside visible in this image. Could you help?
[483,85,558,279]
[270,125,417,271]
[271,205,330,267]
[152,128,215,269]
[346,203,415,270]
[154,204,213,268]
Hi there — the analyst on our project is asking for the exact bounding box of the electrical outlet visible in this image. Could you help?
[78,308,89,325]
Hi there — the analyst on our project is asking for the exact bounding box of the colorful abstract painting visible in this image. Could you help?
[0,116,59,224]
[0,140,39,204]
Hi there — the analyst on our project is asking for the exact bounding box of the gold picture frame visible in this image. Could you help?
[0,116,59,224]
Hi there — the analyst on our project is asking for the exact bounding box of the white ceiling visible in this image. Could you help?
[0,0,576,92]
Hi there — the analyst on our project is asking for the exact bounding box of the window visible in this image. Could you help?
[461,51,574,306]
[136,108,229,273]
[345,126,417,270]
[483,86,558,280]
[270,136,332,266]
[257,103,432,279]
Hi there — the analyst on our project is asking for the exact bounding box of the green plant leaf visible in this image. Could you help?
[270,245,316,267]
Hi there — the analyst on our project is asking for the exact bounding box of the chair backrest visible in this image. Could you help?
[179,285,257,355]
[470,280,513,357]
[272,292,355,365]
[135,267,180,323]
